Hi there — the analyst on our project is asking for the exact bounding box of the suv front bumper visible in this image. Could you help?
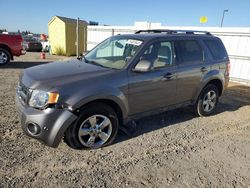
[15,94,77,148]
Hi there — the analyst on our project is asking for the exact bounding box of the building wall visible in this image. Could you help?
[48,18,66,55]
[87,25,250,83]
[65,22,87,56]
[87,26,135,50]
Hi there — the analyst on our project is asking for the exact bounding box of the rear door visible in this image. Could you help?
[174,39,209,103]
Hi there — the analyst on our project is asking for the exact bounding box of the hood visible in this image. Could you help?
[21,60,114,90]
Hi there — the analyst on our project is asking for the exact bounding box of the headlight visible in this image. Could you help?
[29,90,59,109]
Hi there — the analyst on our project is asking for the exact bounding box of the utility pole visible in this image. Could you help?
[220,10,229,27]
[76,17,79,58]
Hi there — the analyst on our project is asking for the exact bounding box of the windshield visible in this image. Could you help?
[85,37,143,69]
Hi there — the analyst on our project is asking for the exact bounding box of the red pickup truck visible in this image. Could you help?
[0,34,26,65]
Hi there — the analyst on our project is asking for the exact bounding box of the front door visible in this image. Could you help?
[128,40,178,115]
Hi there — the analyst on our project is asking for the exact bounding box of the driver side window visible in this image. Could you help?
[140,41,173,69]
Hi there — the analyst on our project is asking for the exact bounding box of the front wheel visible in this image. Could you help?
[64,103,119,149]
[195,84,219,116]
[0,48,11,66]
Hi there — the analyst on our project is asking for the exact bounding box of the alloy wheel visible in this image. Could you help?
[202,90,217,112]
[0,51,8,64]
[78,114,112,148]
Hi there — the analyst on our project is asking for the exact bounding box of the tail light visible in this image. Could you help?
[21,41,28,50]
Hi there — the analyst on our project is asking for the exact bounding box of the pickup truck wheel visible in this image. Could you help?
[0,48,11,66]
[64,103,119,149]
[195,84,219,116]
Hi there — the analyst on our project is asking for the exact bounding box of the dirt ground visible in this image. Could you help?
[0,55,250,187]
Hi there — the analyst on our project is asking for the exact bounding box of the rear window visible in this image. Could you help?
[174,40,203,63]
[204,39,227,61]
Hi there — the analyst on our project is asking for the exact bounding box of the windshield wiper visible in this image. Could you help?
[77,54,106,68]
[87,60,109,69]
[88,60,119,70]
[78,56,118,70]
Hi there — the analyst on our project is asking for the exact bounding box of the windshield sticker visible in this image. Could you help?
[126,39,142,46]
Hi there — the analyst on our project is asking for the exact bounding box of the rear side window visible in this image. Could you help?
[204,39,228,61]
[174,40,203,64]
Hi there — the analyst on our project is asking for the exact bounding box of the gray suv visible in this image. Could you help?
[15,30,230,149]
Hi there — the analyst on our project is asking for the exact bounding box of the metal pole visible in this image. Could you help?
[220,10,229,27]
[111,29,114,56]
[76,17,79,57]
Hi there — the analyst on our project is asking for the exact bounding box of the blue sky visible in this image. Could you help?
[1,0,250,33]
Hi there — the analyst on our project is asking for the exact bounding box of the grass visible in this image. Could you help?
[53,46,66,56]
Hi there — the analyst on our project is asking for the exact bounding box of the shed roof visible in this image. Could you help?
[48,16,88,25]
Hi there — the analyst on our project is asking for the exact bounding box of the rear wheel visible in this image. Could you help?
[0,48,11,66]
[195,84,219,116]
[64,103,119,149]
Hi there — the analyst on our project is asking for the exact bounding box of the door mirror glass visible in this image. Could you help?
[133,60,152,72]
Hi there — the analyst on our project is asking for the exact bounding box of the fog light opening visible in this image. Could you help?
[27,123,41,136]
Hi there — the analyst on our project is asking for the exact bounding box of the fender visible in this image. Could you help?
[66,86,129,123]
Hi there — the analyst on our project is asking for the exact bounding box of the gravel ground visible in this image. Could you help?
[15,52,72,62]
[0,58,250,187]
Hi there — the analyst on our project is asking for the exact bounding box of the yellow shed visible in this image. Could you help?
[48,16,88,56]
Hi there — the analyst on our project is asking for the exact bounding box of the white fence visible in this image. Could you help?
[87,25,250,84]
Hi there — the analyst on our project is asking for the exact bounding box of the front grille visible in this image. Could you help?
[17,82,32,105]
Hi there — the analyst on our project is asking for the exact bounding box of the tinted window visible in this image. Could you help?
[175,40,203,63]
[204,39,227,60]
[140,41,173,68]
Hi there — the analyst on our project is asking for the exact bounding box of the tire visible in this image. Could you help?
[64,102,119,149]
[195,84,219,117]
[0,48,11,66]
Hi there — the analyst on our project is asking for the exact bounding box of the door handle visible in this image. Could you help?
[163,73,174,80]
[201,67,208,72]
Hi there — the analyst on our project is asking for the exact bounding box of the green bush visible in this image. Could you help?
[54,46,65,56]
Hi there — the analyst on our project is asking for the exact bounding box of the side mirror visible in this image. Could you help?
[133,60,152,72]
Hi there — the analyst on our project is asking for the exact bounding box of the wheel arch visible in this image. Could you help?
[193,77,224,104]
[73,97,128,126]
[0,44,13,60]
[205,79,223,96]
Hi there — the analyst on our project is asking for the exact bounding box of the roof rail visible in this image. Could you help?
[173,30,211,35]
[135,29,173,34]
[135,29,211,35]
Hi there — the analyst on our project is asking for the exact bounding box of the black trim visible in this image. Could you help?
[129,101,192,121]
